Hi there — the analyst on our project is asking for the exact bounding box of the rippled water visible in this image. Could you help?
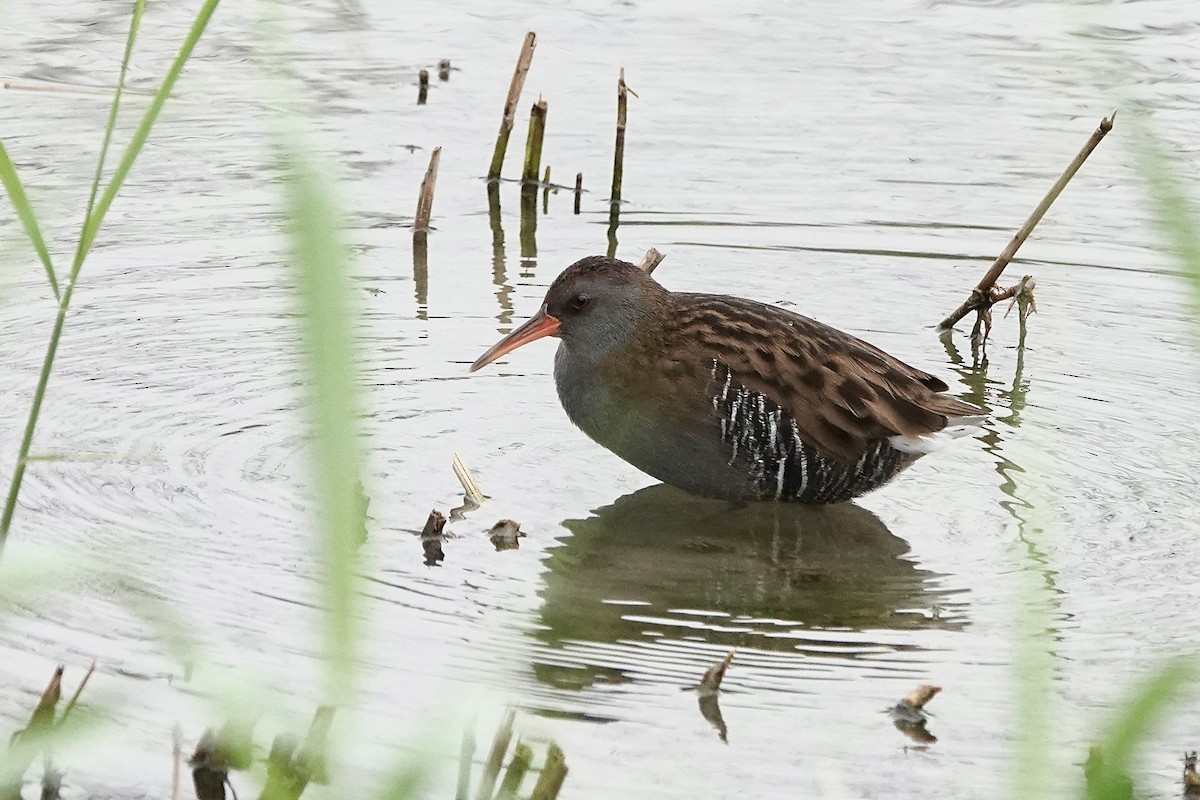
[2,1,1199,798]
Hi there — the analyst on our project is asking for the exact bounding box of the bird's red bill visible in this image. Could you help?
[469,306,562,372]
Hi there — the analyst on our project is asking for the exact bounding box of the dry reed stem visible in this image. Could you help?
[522,99,548,185]
[637,247,666,275]
[495,741,533,800]
[1183,751,1199,791]
[528,743,568,800]
[452,453,485,507]
[413,146,442,239]
[938,111,1116,332]
[610,68,635,207]
[699,650,735,693]
[573,172,582,215]
[474,708,515,800]
[58,660,95,723]
[417,70,429,105]
[901,684,941,710]
[488,32,537,181]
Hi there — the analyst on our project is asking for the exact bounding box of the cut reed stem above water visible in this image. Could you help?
[413,146,442,240]
[522,98,548,185]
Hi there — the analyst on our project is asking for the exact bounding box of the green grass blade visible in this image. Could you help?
[1085,658,1197,800]
[79,0,146,242]
[0,141,59,299]
[1,0,219,555]
[1126,122,1200,313]
[72,0,221,271]
[278,137,366,705]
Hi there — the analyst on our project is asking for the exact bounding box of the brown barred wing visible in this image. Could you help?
[707,359,912,502]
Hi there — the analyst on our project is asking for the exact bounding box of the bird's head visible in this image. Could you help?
[469,255,667,372]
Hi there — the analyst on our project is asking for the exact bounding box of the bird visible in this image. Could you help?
[469,255,983,503]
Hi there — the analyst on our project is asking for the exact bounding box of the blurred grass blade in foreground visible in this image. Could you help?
[277,137,367,706]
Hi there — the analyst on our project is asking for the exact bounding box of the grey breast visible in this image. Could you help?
[553,344,764,499]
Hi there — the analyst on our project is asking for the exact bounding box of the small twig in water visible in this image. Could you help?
[573,172,582,215]
[1184,751,1200,795]
[888,683,941,745]
[699,650,734,695]
[438,59,451,81]
[488,519,525,551]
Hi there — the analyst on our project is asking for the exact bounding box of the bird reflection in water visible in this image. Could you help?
[534,484,968,741]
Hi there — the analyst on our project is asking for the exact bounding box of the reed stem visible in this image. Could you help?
[521,99,548,185]
[487,32,537,181]
[610,68,634,207]
[413,146,442,238]
[417,69,429,105]
[938,111,1116,331]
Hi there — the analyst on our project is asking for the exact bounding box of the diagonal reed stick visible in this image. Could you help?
[937,111,1116,332]
[488,33,537,181]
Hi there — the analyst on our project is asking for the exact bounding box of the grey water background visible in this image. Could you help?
[1,0,1199,797]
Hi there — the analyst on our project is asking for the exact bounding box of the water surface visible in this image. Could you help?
[1,1,1199,798]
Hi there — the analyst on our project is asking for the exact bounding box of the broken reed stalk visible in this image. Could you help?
[900,684,941,710]
[420,509,447,566]
[474,708,516,800]
[938,111,1116,331]
[699,650,735,693]
[637,247,666,275]
[521,99,548,185]
[573,172,582,215]
[257,706,335,800]
[417,69,429,105]
[488,32,537,181]
[610,69,635,207]
[494,742,533,800]
[452,453,485,507]
[542,166,551,214]
[57,660,95,723]
[528,743,568,800]
[438,59,451,81]
[413,146,442,240]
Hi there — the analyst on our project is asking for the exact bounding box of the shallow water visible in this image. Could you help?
[2,0,1200,798]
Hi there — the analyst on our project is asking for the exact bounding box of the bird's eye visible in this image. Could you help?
[571,294,590,310]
